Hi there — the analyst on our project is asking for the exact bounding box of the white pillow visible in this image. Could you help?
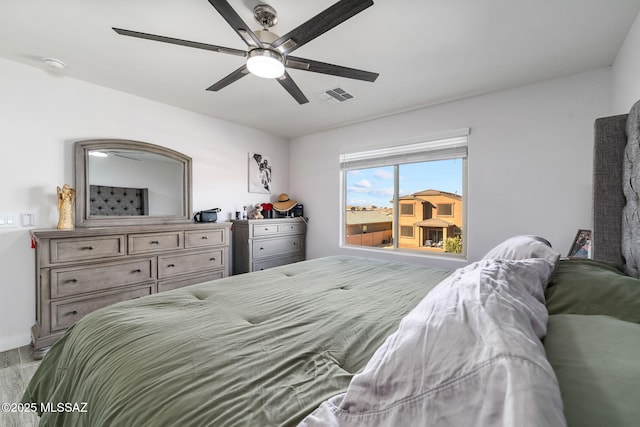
[482,235,560,264]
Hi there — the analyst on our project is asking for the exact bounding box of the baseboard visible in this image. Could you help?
[0,334,31,353]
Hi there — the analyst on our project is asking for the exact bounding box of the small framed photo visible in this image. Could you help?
[568,229,591,258]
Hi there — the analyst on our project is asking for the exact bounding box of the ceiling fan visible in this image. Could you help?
[113,0,379,105]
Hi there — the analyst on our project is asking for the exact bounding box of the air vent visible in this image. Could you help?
[316,87,355,104]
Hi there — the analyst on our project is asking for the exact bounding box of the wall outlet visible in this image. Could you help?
[21,213,34,227]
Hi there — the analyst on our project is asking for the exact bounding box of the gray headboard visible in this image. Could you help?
[89,185,149,216]
[593,99,640,276]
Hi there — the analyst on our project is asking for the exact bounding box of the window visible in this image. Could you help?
[400,226,414,237]
[400,203,414,215]
[437,203,453,216]
[341,130,468,256]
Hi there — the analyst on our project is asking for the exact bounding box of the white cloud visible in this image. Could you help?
[354,179,371,189]
[374,170,393,180]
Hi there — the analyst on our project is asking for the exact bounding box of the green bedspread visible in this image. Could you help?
[23,256,451,427]
[23,256,640,427]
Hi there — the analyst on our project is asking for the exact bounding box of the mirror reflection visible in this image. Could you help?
[88,149,184,216]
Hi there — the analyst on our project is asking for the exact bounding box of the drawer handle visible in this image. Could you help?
[132,269,142,273]
[259,247,264,250]
[82,246,94,250]
[167,263,175,268]
[209,257,217,261]
[71,310,78,315]
[201,236,209,240]
[150,240,160,244]
[69,278,78,283]
[293,242,297,245]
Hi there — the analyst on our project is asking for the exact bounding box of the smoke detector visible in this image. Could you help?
[42,57,66,71]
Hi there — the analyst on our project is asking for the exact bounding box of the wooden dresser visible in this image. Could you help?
[232,218,306,274]
[31,222,231,358]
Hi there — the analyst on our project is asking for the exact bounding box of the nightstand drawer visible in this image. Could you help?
[185,229,226,248]
[50,258,155,298]
[128,231,183,254]
[252,223,279,236]
[50,236,125,263]
[252,236,301,258]
[51,283,153,332]
[158,249,224,278]
[254,254,303,271]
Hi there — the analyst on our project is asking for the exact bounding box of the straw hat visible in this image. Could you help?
[273,193,297,212]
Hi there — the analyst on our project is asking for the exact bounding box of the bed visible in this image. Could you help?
[23,100,640,426]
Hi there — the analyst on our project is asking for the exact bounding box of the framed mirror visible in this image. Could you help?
[75,139,192,227]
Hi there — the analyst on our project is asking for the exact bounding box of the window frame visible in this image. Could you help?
[340,129,469,259]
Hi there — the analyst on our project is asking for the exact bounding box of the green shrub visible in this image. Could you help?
[444,236,462,254]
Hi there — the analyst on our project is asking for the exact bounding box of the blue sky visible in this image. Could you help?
[346,159,463,208]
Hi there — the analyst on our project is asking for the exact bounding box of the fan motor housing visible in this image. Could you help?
[254,4,277,28]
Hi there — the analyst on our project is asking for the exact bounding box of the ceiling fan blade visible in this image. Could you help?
[286,56,378,82]
[207,0,264,48]
[271,0,374,55]
[112,28,247,57]
[277,72,309,104]
[206,65,250,91]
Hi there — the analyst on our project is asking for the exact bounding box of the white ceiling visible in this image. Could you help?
[1,0,639,138]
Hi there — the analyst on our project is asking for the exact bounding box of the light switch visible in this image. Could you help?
[0,213,20,228]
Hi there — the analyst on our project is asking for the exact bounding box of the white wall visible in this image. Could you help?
[0,58,289,351]
[613,11,640,113]
[290,68,613,270]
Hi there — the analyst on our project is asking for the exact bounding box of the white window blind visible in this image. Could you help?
[340,129,469,170]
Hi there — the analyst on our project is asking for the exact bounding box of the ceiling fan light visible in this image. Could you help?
[247,49,285,79]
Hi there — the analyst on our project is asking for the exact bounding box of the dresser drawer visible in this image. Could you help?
[252,236,302,258]
[51,283,154,332]
[185,229,226,248]
[158,249,224,279]
[251,223,279,236]
[50,258,155,298]
[50,236,125,263]
[158,270,224,292]
[128,231,183,254]
[278,222,305,234]
[253,254,303,271]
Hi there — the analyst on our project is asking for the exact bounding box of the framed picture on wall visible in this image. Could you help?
[568,229,591,258]
[248,152,272,194]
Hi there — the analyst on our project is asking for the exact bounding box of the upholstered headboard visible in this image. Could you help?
[89,185,149,216]
[593,99,640,277]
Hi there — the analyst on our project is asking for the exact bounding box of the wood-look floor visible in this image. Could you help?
[0,346,40,427]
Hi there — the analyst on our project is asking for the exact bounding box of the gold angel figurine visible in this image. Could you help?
[57,184,76,229]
